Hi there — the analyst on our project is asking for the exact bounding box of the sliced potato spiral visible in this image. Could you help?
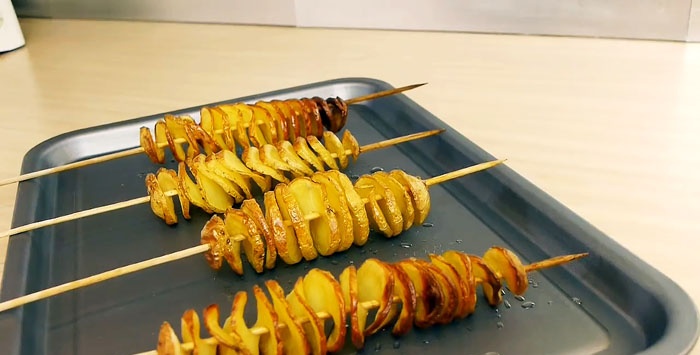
[199,169,430,274]
[155,247,588,354]
[145,130,360,224]
[139,97,349,164]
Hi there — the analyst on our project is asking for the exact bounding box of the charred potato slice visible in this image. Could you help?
[429,254,470,320]
[287,177,341,256]
[286,278,327,355]
[411,259,457,325]
[265,280,310,355]
[302,269,346,352]
[264,190,303,265]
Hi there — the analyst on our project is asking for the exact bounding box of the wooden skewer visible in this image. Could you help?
[0,129,444,239]
[0,159,505,313]
[131,251,588,355]
[0,84,426,187]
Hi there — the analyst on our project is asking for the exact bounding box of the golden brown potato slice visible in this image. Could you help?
[252,285,284,355]
[374,172,414,231]
[270,100,297,141]
[326,170,370,245]
[276,140,315,177]
[385,264,416,336]
[354,176,393,238]
[468,254,503,306]
[307,135,339,171]
[441,250,476,316]
[140,126,164,164]
[301,99,324,138]
[277,182,318,261]
[221,104,251,150]
[243,146,288,183]
[429,254,469,320]
[156,321,183,355]
[341,130,360,162]
[365,174,404,236]
[209,213,242,275]
[215,149,271,194]
[287,100,308,138]
[322,131,349,169]
[293,137,326,172]
[409,259,454,326]
[220,293,257,354]
[204,154,253,200]
[389,169,431,225]
[203,303,248,355]
[302,269,346,352]
[287,177,340,256]
[200,216,225,271]
[199,107,229,151]
[234,104,267,148]
[483,246,528,295]
[188,159,233,214]
[260,144,294,176]
[184,121,219,158]
[310,172,354,252]
[265,280,311,355]
[250,105,277,144]
[156,168,190,220]
[180,309,217,355]
[191,155,245,204]
[241,199,276,270]
[395,260,431,328]
[256,101,288,142]
[212,106,233,150]
[224,208,265,274]
[177,162,215,214]
[164,115,192,162]
[153,120,170,161]
[146,173,178,225]
[357,258,395,336]
[287,278,327,355]
[339,265,364,349]
[264,190,303,265]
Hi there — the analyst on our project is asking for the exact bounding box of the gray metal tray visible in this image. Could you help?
[0,78,697,355]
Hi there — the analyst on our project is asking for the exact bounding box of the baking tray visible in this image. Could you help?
[0,78,697,355]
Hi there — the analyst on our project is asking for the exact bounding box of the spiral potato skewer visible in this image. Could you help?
[150,247,588,355]
[146,129,442,225]
[198,163,492,274]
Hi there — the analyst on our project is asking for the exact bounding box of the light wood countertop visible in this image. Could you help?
[1,18,699,353]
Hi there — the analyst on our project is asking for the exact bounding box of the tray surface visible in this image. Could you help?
[0,78,697,355]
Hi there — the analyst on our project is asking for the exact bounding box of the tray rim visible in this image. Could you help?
[3,77,699,355]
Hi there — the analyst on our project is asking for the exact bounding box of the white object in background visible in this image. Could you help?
[0,0,25,53]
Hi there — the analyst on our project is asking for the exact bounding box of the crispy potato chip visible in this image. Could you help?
[395,260,432,328]
[140,126,164,164]
[156,321,182,355]
[241,199,276,270]
[145,173,177,225]
[441,250,477,316]
[468,254,503,306]
[385,264,416,335]
[200,216,226,271]
[156,168,190,220]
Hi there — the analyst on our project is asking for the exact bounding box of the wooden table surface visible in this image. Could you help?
[1,18,699,353]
